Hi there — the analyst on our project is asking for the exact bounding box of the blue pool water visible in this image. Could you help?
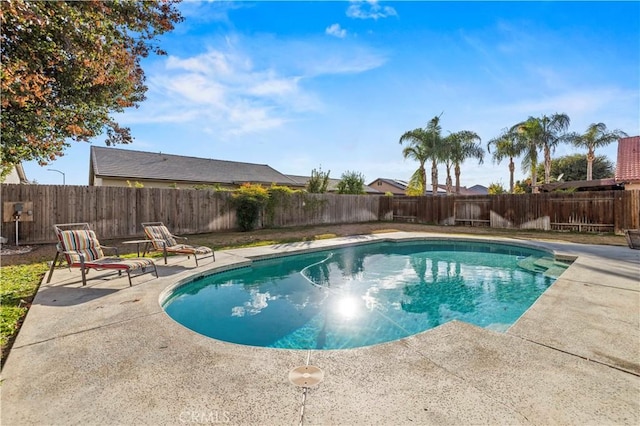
[162,241,560,350]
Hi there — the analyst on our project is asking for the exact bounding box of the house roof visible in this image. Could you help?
[429,184,480,195]
[467,184,488,195]
[286,174,381,193]
[615,136,640,182]
[90,146,300,186]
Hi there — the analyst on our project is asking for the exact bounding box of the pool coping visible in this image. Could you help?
[2,231,639,425]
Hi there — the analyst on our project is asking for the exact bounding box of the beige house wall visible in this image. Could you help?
[2,164,27,184]
[625,182,640,191]
[369,179,406,195]
[92,177,305,190]
[3,169,21,184]
[93,177,236,189]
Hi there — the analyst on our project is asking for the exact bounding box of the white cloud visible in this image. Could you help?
[326,23,347,38]
[495,88,638,118]
[124,36,386,137]
[346,0,397,20]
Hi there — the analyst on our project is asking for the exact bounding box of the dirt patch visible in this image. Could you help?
[0,222,627,267]
[0,245,34,257]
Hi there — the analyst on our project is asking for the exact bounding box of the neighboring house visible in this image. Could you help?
[367,178,487,196]
[540,178,623,193]
[467,184,489,195]
[615,136,640,190]
[541,136,640,193]
[287,175,380,194]
[437,185,485,196]
[89,146,303,189]
[368,178,409,195]
[2,163,28,184]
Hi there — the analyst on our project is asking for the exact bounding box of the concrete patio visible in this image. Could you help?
[1,232,639,425]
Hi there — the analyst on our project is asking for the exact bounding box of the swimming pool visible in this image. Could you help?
[162,240,565,350]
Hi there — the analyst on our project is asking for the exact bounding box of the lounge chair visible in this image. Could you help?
[141,222,215,266]
[46,223,158,286]
[624,229,640,250]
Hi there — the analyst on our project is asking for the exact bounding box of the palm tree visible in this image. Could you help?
[399,115,443,195]
[540,113,570,184]
[446,130,483,194]
[511,113,570,192]
[487,129,523,193]
[567,123,627,181]
[442,155,454,195]
[510,118,541,193]
[424,115,443,195]
[399,134,428,194]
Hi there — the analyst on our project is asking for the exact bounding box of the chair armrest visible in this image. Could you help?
[63,250,87,264]
[101,245,120,256]
[173,235,188,242]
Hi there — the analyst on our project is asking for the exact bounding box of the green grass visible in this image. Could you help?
[0,262,48,349]
[215,235,334,250]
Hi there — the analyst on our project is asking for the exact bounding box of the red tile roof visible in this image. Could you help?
[615,136,640,182]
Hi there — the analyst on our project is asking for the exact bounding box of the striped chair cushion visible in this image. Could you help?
[59,230,104,264]
[168,244,212,255]
[144,225,177,249]
[91,257,155,271]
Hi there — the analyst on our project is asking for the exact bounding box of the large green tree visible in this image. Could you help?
[566,123,627,181]
[0,0,183,175]
[487,129,523,194]
[399,115,443,195]
[535,154,615,182]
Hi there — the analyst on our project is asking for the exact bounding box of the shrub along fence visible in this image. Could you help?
[1,184,637,245]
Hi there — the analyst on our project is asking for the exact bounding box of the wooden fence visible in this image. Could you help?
[0,185,385,244]
[1,185,638,245]
[391,190,640,234]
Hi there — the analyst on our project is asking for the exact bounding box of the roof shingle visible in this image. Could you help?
[91,146,299,186]
[615,136,640,182]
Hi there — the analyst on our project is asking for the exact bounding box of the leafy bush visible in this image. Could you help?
[265,184,300,225]
[488,182,507,194]
[193,183,226,191]
[231,183,269,231]
[337,170,366,194]
[307,167,330,193]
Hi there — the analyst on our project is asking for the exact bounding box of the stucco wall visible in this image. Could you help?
[369,180,406,195]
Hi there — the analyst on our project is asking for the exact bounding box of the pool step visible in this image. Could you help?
[517,256,547,273]
[544,265,569,279]
[533,258,556,269]
[518,256,570,278]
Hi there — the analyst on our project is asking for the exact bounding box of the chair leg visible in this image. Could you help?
[126,270,133,287]
[81,267,88,286]
[194,254,199,267]
[46,251,60,283]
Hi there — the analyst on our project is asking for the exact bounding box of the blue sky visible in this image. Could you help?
[23,1,640,187]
